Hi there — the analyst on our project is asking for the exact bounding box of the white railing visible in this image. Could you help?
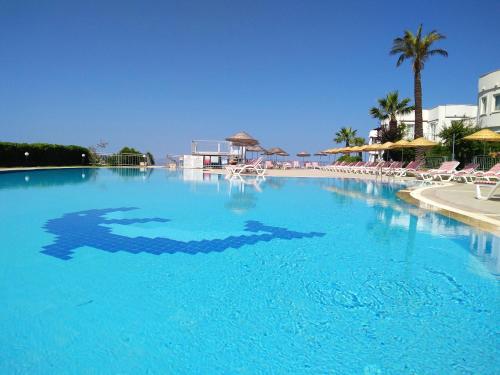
[191,140,233,155]
[95,153,150,166]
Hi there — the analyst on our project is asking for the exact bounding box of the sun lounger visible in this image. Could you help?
[452,163,480,183]
[475,179,500,200]
[416,161,460,182]
[392,160,424,177]
[472,162,500,182]
[365,161,390,175]
[358,161,378,174]
[227,157,266,176]
[382,161,403,175]
[347,161,366,173]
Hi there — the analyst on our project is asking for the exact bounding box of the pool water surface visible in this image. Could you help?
[0,168,498,374]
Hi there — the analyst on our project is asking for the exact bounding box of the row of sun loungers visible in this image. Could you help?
[225,158,500,200]
[319,160,424,177]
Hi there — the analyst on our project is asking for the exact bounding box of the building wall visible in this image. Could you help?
[477,69,500,132]
[379,104,477,141]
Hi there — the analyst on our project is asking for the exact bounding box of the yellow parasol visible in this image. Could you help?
[401,137,438,148]
[463,128,500,142]
[389,139,411,149]
[389,139,411,160]
[463,128,500,155]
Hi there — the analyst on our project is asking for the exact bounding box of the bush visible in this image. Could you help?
[0,142,90,167]
[337,155,362,162]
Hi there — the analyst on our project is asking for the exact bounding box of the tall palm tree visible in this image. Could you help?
[334,127,357,147]
[369,91,414,132]
[390,24,447,160]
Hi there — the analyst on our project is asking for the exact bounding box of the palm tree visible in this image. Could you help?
[390,24,447,160]
[369,91,414,132]
[334,127,357,147]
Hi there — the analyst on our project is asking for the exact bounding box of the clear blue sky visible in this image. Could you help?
[1,0,499,158]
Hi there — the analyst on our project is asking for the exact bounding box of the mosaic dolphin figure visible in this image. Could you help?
[41,208,325,260]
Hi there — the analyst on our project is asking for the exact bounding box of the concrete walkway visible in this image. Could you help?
[405,183,500,234]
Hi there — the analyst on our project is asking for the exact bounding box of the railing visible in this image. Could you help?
[191,140,233,155]
[473,155,499,171]
[95,153,150,166]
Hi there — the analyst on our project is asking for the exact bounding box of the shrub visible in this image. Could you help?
[337,155,362,162]
[0,142,90,167]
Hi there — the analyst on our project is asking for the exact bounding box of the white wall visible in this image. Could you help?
[379,104,477,141]
[477,69,500,132]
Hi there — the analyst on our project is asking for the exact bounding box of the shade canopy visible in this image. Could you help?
[314,151,328,156]
[278,152,289,157]
[349,146,364,152]
[463,128,500,142]
[323,148,338,154]
[266,147,287,155]
[297,151,311,157]
[225,131,258,146]
[364,143,385,151]
[389,139,411,149]
[379,142,394,150]
[246,144,266,152]
[401,137,438,148]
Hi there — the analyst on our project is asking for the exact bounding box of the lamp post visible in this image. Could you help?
[81,153,86,165]
[143,154,147,166]
[24,151,29,166]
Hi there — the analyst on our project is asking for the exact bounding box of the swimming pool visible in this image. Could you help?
[1,168,498,374]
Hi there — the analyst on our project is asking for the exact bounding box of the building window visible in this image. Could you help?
[481,96,487,114]
[495,95,500,111]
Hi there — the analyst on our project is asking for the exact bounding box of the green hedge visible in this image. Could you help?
[0,142,90,167]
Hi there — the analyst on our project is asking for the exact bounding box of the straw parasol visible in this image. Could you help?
[323,148,338,154]
[463,128,500,142]
[265,147,287,161]
[463,128,500,154]
[389,139,411,149]
[400,137,438,148]
[297,151,311,164]
[246,144,266,160]
[225,131,258,146]
[389,139,411,160]
[246,144,266,152]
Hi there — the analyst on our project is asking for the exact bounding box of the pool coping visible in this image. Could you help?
[397,185,500,236]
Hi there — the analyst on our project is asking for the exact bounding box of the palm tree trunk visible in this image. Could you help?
[389,117,397,132]
[414,68,425,162]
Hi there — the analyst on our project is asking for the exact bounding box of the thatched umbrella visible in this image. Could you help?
[225,131,258,146]
[225,131,259,161]
[297,151,311,165]
[463,128,500,154]
[400,137,438,148]
[246,144,266,160]
[463,128,500,142]
[314,151,328,163]
[389,139,411,160]
[265,147,287,162]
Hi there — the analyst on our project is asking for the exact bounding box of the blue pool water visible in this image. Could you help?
[0,168,498,374]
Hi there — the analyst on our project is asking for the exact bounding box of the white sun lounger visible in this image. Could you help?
[475,180,500,200]
[226,157,266,176]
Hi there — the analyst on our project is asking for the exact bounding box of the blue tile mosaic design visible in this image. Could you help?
[41,208,325,260]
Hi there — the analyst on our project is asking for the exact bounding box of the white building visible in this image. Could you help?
[369,69,500,144]
[380,104,477,141]
[477,69,500,132]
